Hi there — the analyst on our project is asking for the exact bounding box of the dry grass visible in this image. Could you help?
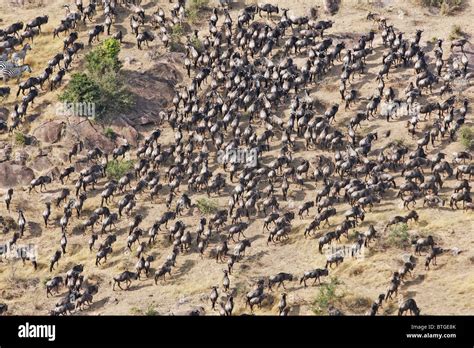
[0,0,472,316]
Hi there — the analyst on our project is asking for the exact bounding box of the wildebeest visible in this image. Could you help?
[113,271,138,290]
[300,268,329,287]
[46,276,64,297]
[268,272,293,290]
[326,253,344,268]
[398,298,420,316]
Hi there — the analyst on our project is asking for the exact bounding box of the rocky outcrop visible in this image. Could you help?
[110,117,139,147]
[29,155,54,172]
[0,161,34,188]
[0,143,12,163]
[63,117,115,152]
[0,107,8,121]
[32,120,66,144]
[123,58,182,127]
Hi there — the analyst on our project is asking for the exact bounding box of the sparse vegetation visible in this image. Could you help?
[459,126,474,150]
[130,307,143,315]
[343,295,372,314]
[104,127,116,140]
[14,132,26,145]
[392,138,406,147]
[190,36,203,51]
[186,0,210,23]
[416,0,464,15]
[169,24,187,52]
[196,197,218,214]
[106,160,134,180]
[449,25,464,41]
[171,24,185,40]
[388,223,410,248]
[60,38,134,120]
[312,277,344,315]
[3,0,473,318]
[145,305,159,316]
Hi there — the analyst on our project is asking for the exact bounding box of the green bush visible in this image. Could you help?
[388,223,410,248]
[59,73,103,112]
[104,127,116,140]
[459,126,474,149]
[15,132,26,145]
[106,160,134,180]
[312,277,343,315]
[196,198,218,215]
[85,38,122,77]
[59,38,134,121]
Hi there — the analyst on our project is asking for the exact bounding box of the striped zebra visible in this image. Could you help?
[0,63,31,82]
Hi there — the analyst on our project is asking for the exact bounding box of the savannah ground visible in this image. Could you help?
[0,0,473,315]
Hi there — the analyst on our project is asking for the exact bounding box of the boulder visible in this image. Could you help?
[32,120,66,144]
[0,162,35,188]
[153,61,182,85]
[0,143,12,163]
[13,150,29,165]
[110,117,139,147]
[29,155,54,172]
[64,117,115,152]
[0,107,8,121]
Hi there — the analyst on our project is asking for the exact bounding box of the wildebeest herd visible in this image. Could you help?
[0,0,472,316]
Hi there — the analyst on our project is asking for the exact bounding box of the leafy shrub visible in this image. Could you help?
[15,132,26,145]
[196,198,218,214]
[59,73,103,112]
[459,126,474,149]
[388,223,410,248]
[85,38,122,76]
[104,127,116,140]
[313,277,343,315]
[106,160,134,180]
[60,38,134,120]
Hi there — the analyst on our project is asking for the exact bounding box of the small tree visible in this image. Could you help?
[60,38,134,121]
[85,38,122,77]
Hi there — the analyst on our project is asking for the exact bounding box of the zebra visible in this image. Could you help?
[0,63,32,82]
[12,43,32,65]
